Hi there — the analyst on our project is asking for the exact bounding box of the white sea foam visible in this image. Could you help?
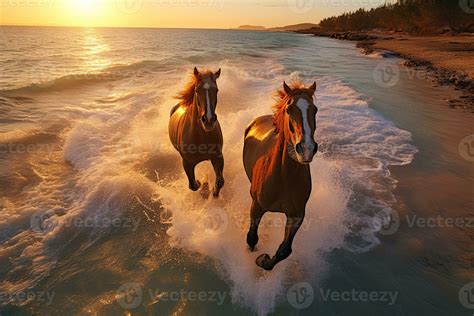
[0,59,416,314]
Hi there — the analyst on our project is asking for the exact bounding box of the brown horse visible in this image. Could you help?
[243,81,318,270]
[169,67,224,197]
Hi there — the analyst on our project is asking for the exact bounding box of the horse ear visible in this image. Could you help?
[283,81,293,96]
[194,67,200,77]
[308,81,317,95]
[214,68,221,80]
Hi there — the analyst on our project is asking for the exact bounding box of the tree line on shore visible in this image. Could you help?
[319,0,473,33]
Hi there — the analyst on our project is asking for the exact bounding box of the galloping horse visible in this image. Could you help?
[243,81,318,270]
[169,67,225,197]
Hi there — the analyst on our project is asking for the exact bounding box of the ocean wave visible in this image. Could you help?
[1,59,177,94]
[0,58,417,314]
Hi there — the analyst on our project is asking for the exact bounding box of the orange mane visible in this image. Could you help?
[176,70,214,106]
[272,81,306,134]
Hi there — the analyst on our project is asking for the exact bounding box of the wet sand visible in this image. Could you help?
[301,29,474,109]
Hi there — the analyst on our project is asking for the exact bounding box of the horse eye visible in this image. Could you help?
[289,120,295,133]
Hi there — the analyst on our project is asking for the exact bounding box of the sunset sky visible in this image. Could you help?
[1,0,386,28]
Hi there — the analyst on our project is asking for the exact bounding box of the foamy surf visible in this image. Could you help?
[0,29,418,314]
[148,67,416,315]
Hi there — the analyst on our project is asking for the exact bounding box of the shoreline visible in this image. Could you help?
[298,29,474,111]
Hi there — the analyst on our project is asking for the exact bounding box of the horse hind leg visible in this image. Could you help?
[247,200,265,251]
[256,213,305,270]
[183,159,201,191]
[211,156,225,198]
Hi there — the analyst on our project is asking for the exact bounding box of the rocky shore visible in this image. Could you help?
[297,28,474,111]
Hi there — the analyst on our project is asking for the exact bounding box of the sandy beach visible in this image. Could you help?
[300,29,474,109]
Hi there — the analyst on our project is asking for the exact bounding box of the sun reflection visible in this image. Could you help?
[81,29,112,72]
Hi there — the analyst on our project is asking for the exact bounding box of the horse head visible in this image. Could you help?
[193,67,221,132]
[281,81,318,164]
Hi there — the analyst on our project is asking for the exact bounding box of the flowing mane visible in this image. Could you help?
[272,81,306,134]
[176,70,214,106]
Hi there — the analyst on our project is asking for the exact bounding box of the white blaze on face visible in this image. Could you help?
[203,82,213,122]
[296,97,315,159]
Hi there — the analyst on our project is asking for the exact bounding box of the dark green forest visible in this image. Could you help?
[319,0,474,33]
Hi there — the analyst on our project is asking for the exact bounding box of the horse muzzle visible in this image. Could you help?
[201,114,217,131]
[295,141,318,164]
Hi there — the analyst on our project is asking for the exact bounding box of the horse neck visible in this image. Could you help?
[184,95,201,129]
[267,129,300,178]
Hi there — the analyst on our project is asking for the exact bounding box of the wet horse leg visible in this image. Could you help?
[256,213,305,270]
[246,200,265,251]
[183,159,200,191]
[211,156,225,197]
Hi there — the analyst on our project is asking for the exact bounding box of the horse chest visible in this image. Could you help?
[255,169,312,212]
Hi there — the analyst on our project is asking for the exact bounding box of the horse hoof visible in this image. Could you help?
[256,254,273,270]
[216,178,225,189]
[247,234,258,251]
[190,180,201,191]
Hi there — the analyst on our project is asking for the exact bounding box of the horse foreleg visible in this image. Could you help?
[256,213,305,270]
[211,156,225,198]
[183,160,200,191]
[246,200,265,251]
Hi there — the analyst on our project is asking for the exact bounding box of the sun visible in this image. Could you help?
[71,0,100,15]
